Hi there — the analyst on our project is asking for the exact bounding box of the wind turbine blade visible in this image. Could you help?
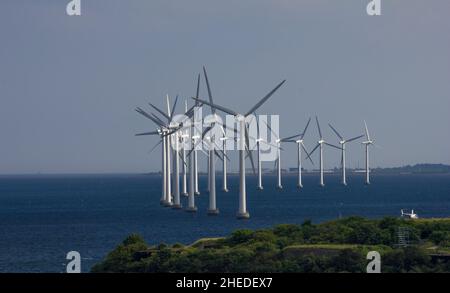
[364,120,371,141]
[170,95,179,118]
[263,120,279,140]
[281,132,303,142]
[150,113,167,126]
[203,66,216,114]
[245,80,286,117]
[346,134,365,143]
[166,95,171,117]
[315,116,322,139]
[184,103,199,119]
[149,103,171,121]
[301,142,314,165]
[192,98,238,116]
[308,143,320,158]
[219,149,230,162]
[179,151,187,168]
[301,117,311,139]
[214,149,224,162]
[328,123,343,140]
[324,142,341,150]
[135,130,160,136]
[135,108,164,127]
[245,126,256,175]
[195,74,200,103]
[185,99,188,113]
[202,126,213,140]
[148,139,162,154]
[254,112,260,139]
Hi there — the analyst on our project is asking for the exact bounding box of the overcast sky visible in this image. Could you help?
[0,0,449,174]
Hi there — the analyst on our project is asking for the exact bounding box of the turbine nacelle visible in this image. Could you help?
[236,114,246,122]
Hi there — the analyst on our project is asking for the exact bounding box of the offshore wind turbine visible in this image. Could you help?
[308,116,340,187]
[362,121,374,185]
[169,95,183,209]
[265,122,303,190]
[135,107,172,205]
[186,116,198,212]
[202,66,224,215]
[328,123,364,186]
[285,118,313,189]
[194,78,286,219]
[139,94,195,208]
[193,74,201,196]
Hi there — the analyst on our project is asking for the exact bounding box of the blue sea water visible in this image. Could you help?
[0,173,449,272]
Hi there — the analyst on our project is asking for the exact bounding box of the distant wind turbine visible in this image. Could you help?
[265,121,303,190]
[308,116,340,187]
[284,118,313,189]
[362,121,375,185]
[328,123,364,185]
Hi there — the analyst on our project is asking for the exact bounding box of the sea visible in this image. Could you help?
[0,173,449,272]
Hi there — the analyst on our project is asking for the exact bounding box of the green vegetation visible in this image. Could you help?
[91,217,450,273]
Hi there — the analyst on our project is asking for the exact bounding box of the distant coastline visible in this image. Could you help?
[1,163,448,177]
[143,163,450,176]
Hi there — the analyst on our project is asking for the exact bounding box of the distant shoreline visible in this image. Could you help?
[1,164,448,177]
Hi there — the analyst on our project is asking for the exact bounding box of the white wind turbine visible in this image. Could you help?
[194,79,286,219]
[193,75,201,196]
[135,106,172,206]
[308,116,340,187]
[328,123,364,186]
[265,121,304,190]
[149,95,182,208]
[285,118,313,189]
[362,120,374,185]
[185,75,206,211]
[202,66,228,215]
[246,114,282,190]
[138,94,195,208]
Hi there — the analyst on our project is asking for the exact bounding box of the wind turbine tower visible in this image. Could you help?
[328,123,364,186]
[362,121,374,185]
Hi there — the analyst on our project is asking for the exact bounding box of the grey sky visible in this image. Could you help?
[0,0,449,174]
